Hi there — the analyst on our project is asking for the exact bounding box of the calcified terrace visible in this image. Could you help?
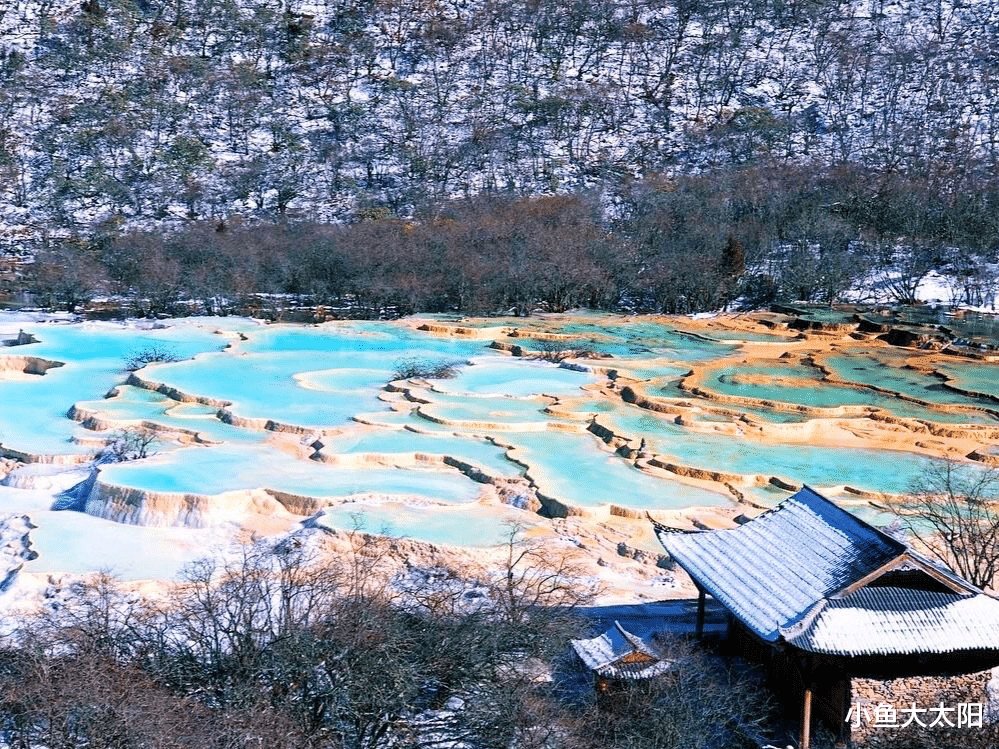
[0,310,996,598]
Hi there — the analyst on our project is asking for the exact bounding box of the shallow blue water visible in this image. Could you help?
[508,431,731,510]
[706,363,995,424]
[318,502,535,547]
[74,385,264,444]
[3,314,994,532]
[433,358,598,397]
[0,322,227,454]
[937,362,999,398]
[332,428,523,478]
[100,444,482,503]
[607,408,957,494]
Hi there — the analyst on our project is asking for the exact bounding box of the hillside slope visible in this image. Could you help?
[2,0,997,232]
[1,0,998,314]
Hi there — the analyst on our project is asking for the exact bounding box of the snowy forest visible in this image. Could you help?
[2,0,998,314]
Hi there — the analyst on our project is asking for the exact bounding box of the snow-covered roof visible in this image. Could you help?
[656,486,906,642]
[656,486,999,659]
[571,621,670,679]
[782,587,999,657]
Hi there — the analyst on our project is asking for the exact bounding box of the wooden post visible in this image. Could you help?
[836,675,851,748]
[695,587,706,639]
[801,685,813,749]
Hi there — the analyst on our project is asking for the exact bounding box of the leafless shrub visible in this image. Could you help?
[531,338,597,363]
[102,426,158,461]
[124,345,181,371]
[0,529,771,749]
[27,245,105,313]
[392,357,463,380]
[532,339,575,362]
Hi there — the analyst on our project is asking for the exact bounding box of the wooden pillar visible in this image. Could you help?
[801,684,813,749]
[695,587,706,639]
[836,675,851,748]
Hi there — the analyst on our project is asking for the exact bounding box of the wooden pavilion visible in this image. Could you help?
[655,486,999,748]
[571,620,671,692]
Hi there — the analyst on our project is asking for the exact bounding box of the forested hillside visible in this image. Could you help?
[2,0,998,314]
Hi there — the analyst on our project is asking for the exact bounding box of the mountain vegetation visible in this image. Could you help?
[2,0,998,313]
[0,534,773,749]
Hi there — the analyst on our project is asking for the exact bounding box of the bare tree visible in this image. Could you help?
[871,242,939,305]
[102,427,158,462]
[28,245,104,313]
[897,460,999,589]
[493,524,599,628]
[0,530,772,748]
[392,357,463,380]
[124,345,181,371]
[532,338,576,363]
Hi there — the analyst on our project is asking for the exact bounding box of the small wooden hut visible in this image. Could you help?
[571,620,670,692]
[655,486,999,748]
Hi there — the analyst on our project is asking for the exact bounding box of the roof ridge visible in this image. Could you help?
[797,484,908,553]
[779,597,829,641]
[613,620,662,659]
[902,548,982,595]
[647,511,699,536]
